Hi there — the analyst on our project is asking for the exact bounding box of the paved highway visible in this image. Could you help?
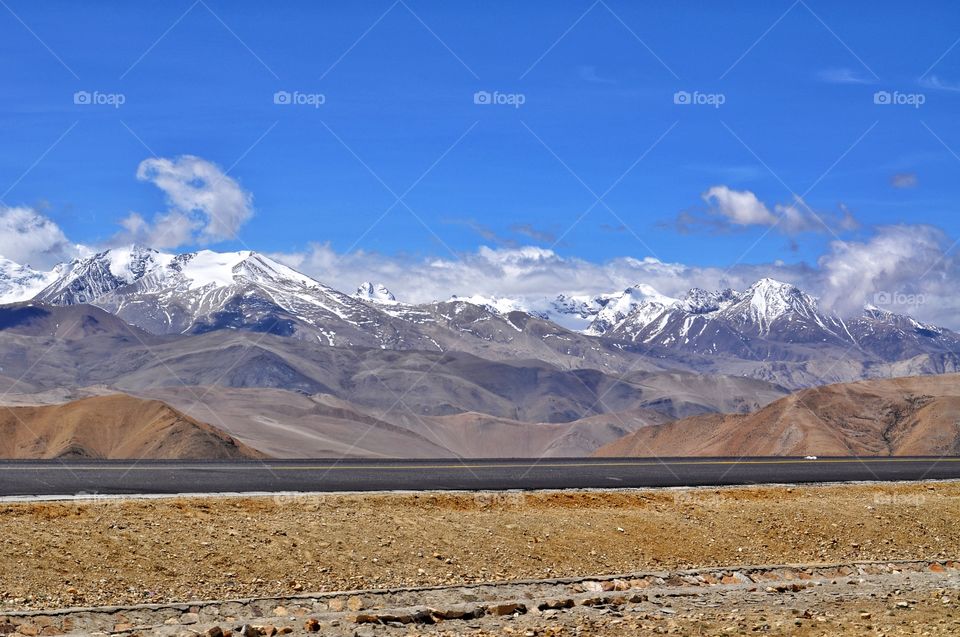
[0,457,958,496]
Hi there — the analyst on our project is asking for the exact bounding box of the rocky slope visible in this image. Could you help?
[595,373,960,457]
[0,394,264,459]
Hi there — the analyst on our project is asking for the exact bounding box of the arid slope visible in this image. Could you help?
[595,373,960,456]
[0,394,265,459]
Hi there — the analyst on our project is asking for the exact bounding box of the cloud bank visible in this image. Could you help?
[1,162,958,329]
[271,223,960,328]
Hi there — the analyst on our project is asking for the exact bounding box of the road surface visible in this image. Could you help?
[0,457,958,496]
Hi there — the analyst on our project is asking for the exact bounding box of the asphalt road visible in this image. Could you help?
[1,457,959,497]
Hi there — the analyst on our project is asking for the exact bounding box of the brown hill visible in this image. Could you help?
[594,373,960,457]
[0,394,266,459]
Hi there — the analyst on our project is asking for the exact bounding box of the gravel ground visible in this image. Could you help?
[0,481,957,612]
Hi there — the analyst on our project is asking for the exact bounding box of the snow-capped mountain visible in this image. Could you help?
[605,278,960,364]
[5,246,960,387]
[445,284,677,334]
[608,278,855,357]
[355,282,397,304]
[32,246,439,349]
[0,257,63,304]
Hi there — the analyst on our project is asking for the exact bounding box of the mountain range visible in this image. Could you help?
[3,246,958,385]
[0,245,958,458]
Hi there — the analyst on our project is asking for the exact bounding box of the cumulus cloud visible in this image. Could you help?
[818,225,958,318]
[674,186,858,236]
[0,206,86,268]
[702,185,777,226]
[115,155,253,249]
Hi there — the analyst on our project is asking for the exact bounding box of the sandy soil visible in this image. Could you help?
[1,481,958,614]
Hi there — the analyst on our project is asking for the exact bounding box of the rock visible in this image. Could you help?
[113,623,135,633]
[17,625,40,637]
[180,613,200,625]
[204,628,225,637]
[303,618,320,632]
[347,597,365,612]
[236,626,260,637]
[327,599,345,612]
[272,606,288,617]
[537,599,575,610]
[487,603,527,617]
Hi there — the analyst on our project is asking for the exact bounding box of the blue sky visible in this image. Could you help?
[3,1,960,317]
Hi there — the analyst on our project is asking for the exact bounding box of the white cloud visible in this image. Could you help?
[920,75,960,93]
[817,225,958,319]
[271,224,960,329]
[0,206,86,269]
[686,186,858,236]
[116,155,253,249]
[271,242,804,307]
[702,185,777,226]
[817,68,876,85]
[890,172,918,189]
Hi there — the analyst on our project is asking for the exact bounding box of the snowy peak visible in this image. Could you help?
[355,281,397,304]
[35,245,172,305]
[0,257,62,304]
[728,278,823,330]
[677,288,737,315]
[583,284,678,336]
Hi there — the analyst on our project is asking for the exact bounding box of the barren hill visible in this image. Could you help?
[595,373,960,457]
[0,394,265,459]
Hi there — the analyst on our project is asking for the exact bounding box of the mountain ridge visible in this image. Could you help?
[2,246,959,389]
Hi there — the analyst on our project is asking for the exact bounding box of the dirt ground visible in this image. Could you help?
[0,481,958,613]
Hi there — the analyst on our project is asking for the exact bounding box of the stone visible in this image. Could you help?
[180,613,200,625]
[303,619,320,632]
[487,603,527,617]
[347,597,365,612]
[204,628,224,637]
